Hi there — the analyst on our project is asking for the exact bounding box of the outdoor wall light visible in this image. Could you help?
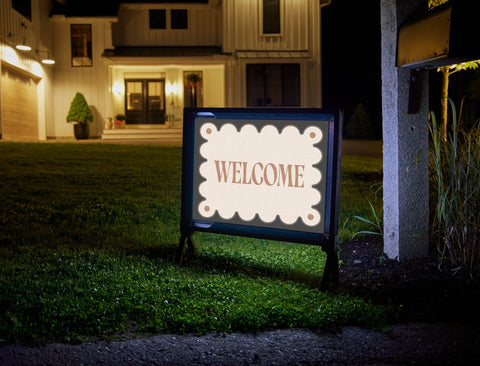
[8,32,31,51]
[112,83,124,95]
[37,50,55,65]
[10,22,32,51]
[15,41,31,51]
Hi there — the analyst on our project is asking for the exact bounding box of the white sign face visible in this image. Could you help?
[192,118,329,233]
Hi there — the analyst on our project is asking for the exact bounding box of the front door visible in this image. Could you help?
[125,79,165,124]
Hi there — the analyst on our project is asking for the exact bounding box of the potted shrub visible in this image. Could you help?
[66,92,93,139]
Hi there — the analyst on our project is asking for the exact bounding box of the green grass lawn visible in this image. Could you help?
[0,142,383,344]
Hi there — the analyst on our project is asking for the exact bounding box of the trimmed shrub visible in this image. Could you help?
[66,92,93,124]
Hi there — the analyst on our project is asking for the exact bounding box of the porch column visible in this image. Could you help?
[381,0,429,260]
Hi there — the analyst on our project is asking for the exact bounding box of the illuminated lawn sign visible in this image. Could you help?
[178,108,343,288]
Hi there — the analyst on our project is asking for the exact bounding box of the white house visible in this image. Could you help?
[0,0,330,141]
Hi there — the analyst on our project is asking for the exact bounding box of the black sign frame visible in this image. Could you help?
[177,108,343,289]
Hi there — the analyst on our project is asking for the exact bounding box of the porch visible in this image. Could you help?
[101,125,182,144]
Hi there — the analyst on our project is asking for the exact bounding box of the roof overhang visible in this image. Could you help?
[103,46,225,58]
[236,51,312,59]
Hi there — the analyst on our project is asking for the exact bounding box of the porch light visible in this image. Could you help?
[166,82,178,95]
[112,83,125,95]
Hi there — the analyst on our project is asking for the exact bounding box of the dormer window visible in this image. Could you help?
[149,9,166,29]
[148,9,188,30]
[171,9,188,29]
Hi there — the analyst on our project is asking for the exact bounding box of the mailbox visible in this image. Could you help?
[397,1,480,68]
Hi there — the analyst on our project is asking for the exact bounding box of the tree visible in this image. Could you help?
[437,61,480,141]
[345,103,374,140]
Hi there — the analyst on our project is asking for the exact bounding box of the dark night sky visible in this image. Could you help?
[322,0,382,139]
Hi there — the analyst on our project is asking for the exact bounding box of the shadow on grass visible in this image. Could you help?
[119,240,326,289]
[187,252,324,289]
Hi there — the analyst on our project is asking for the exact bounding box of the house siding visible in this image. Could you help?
[1,0,327,141]
[51,19,113,138]
[113,5,221,46]
[223,0,313,52]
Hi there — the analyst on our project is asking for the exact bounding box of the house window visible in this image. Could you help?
[247,64,300,107]
[184,71,203,108]
[149,9,166,29]
[171,9,188,29]
[12,0,31,20]
[71,24,92,67]
[263,0,280,34]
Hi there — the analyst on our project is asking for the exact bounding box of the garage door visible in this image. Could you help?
[1,64,38,140]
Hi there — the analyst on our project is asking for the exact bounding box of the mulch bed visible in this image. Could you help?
[338,235,480,324]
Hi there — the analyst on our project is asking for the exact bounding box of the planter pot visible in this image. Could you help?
[74,123,89,140]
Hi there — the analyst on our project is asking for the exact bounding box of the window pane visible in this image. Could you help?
[71,24,92,67]
[171,9,188,29]
[264,64,282,106]
[148,81,165,111]
[126,81,143,111]
[263,0,280,34]
[247,64,265,106]
[281,64,301,106]
[149,9,166,29]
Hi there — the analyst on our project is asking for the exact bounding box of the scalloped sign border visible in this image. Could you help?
[192,117,330,233]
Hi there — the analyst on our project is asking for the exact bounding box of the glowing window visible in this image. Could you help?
[71,24,92,67]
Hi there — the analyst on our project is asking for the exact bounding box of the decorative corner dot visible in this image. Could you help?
[205,206,210,212]
[206,128,212,135]
[310,132,316,139]
[307,214,314,220]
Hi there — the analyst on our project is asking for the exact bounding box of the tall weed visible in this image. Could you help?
[429,99,480,279]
